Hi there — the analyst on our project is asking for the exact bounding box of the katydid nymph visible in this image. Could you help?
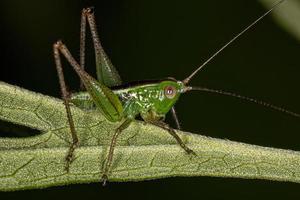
[53,0,299,185]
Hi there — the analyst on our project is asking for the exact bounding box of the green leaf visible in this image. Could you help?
[0,81,300,191]
[259,0,300,42]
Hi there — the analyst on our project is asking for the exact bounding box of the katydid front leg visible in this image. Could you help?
[171,107,181,130]
[149,120,195,155]
[142,111,195,155]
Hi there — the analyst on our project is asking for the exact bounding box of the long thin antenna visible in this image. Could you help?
[183,0,286,84]
[187,86,300,118]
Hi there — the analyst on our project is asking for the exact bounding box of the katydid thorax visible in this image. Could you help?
[53,0,298,186]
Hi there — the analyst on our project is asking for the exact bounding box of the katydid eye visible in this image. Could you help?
[164,85,177,99]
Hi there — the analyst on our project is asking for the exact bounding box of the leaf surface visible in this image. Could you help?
[0,82,300,191]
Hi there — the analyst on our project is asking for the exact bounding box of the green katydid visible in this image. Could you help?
[53,0,299,185]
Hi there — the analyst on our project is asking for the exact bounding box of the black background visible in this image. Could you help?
[0,0,300,199]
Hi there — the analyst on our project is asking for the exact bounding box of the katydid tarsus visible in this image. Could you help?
[53,0,299,185]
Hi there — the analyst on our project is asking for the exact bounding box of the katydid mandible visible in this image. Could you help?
[53,0,299,185]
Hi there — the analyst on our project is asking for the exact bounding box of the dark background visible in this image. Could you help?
[0,0,299,199]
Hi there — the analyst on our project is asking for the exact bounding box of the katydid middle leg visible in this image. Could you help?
[101,119,132,186]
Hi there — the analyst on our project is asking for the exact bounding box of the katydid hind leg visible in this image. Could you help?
[101,119,132,186]
[150,121,195,155]
[53,43,79,172]
[83,7,122,87]
[79,7,87,90]
[54,41,123,122]
[54,40,122,173]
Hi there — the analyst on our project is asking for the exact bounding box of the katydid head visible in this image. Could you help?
[153,79,185,114]
[157,78,195,95]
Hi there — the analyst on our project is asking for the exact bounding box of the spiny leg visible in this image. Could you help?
[102,119,132,186]
[150,121,195,155]
[54,41,93,80]
[55,40,125,181]
[54,40,97,170]
[53,43,79,172]
[83,7,122,86]
[171,106,181,130]
[79,7,87,90]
